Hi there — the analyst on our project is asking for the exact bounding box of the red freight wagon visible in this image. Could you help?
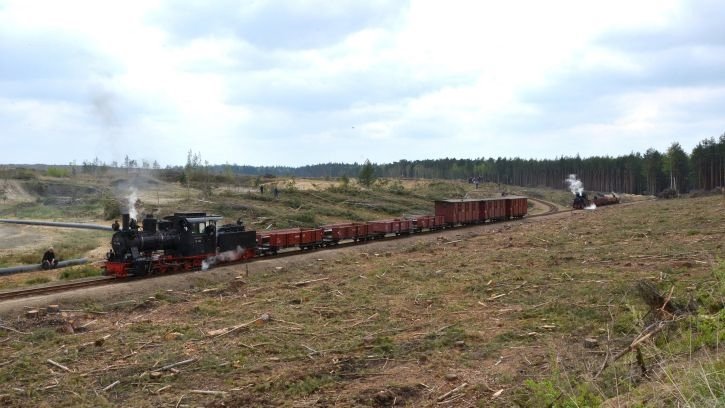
[480,198,507,221]
[323,223,371,243]
[368,219,400,237]
[299,228,323,248]
[352,223,369,240]
[434,215,446,229]
[398,219,412,234]
[435,199,483,225]
[413,215,434,230]
[258,228,323,253]
[324,223,353,241]
[504,196,528,219]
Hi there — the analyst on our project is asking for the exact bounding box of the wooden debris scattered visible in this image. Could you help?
[437,382,468,402]
[155,385,172,394]
[157,358,196,372]
[208,314,271,338]
[47,359,71,372]
[292,277,329,287]
[583,338,599,348]
[594,319,676,379]
[0,325,29,335]
[190,389,228,396]
[102,380,120,392]
[78,334,111,350]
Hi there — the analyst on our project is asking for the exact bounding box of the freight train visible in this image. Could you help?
[104,196,528,278]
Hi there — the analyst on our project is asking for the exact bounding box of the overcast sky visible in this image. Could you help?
[1,0,724,167]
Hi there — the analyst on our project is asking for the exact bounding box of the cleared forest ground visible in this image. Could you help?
[0,195,722,407]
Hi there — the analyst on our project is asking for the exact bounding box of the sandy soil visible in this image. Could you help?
[1,180,35,203]
[0,224,63,251]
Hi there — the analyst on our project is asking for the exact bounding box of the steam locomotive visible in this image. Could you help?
[572,192,620,209]
[105,213,256,277]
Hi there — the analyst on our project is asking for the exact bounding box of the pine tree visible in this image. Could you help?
[358,159,376,187]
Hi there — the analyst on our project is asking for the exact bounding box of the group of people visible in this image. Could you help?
[467,176,481,189]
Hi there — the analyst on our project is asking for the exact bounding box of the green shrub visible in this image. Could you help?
[46,167,70,178]
[58,265,102,280]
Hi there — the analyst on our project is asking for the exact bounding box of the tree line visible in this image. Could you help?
[64,134,723,195]
[216,135,723,195]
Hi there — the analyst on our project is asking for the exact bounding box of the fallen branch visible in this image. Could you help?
[189,389,228,396]
[438,382,468,402]
[594,319,675,379]
[0,325,29,335]
[208,314,270,338]
[292,277,329,287]
[103,380,120,391]
[157,358,196,372]
[47,359,71,372]
[155,385,172,394]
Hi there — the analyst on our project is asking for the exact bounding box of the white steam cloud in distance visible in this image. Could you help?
[565,174,596,210]
[565,174,584,195]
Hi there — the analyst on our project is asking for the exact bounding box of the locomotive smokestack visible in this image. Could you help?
[122,213,130,231]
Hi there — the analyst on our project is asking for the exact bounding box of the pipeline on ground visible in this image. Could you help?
[0,219,113,231]
[0,258,90,276]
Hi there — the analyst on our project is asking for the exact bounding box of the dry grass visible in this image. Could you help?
[0,195,722,406]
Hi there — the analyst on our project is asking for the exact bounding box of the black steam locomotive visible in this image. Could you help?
[105,212,256,277]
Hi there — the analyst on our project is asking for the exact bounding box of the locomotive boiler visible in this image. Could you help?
[105,212,256,277]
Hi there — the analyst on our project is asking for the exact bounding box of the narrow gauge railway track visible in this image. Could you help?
[526,198,567,217]
[1,199,566,301]
[0,276,121,302]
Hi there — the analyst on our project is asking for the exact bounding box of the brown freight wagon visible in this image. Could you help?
[504,196,528,219]
[323,222,370,243]
[434,199,484,225]
[479,198,507,222]
[257,227,324,253]
[367,219,410,237]
[368,219,412,237]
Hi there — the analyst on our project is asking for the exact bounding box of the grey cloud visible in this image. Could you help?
[151,0,407,50]
[0,29,113,82]
[596,1,725,51]
[226,65,474,113]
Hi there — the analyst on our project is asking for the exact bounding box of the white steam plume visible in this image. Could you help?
[202,246,247,271]
[565,174,584,195]
[127,187,138,220]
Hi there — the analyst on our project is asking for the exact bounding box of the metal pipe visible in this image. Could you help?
[0,258,90,276]
[0,219,113,231]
